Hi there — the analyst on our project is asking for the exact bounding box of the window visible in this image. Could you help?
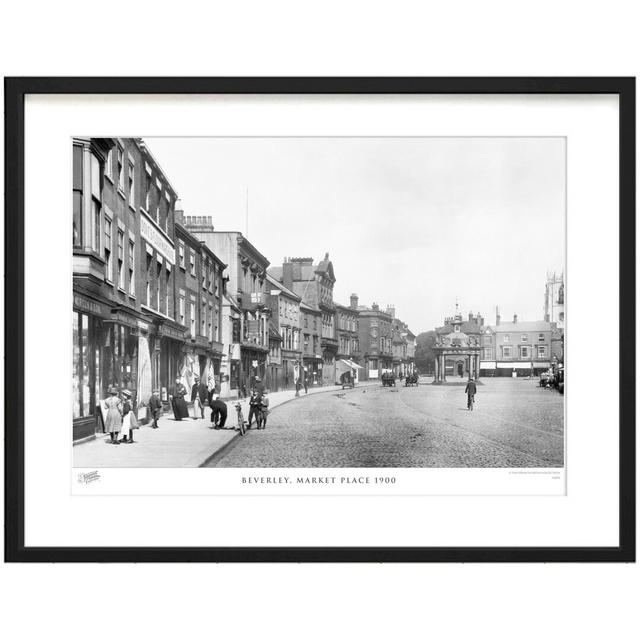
[166,268,171,317]
[117,146,124,191]
[520,345,532,359]
[128,161,135,206]
[117,230,125,289]
[521,334,528,342]
[538,333,545,341]
[145,252,152,305]
[156,260,162,311]
[190,301,196,336]
[72,312,96,419]
[483,347,492,359]
[179,242,185,269]
[503,335,510,342]
[90,153,102,252]
[189,251,195,276]
[128,240,135,296]
[538,345,547,358]
[105,149,113,181]
[201,302,207,336]
[208,304,213,340]
[145,169,152,211]
[104,218,113,282]
[73,145,83,246]
[179,297,185,325]
[502,346,512,358]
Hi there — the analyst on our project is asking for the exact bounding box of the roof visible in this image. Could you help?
[266,273,301,301]
[436,320,485,335]
[490,321,553,333]
[300,301,321,314]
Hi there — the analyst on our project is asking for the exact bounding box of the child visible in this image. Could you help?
[149,389,163,429]
[104,386,122,444]
[120,389,136,443]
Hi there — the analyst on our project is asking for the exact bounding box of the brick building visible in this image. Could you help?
[267,273,302,390]
[72,137,183,440]
[481,310,558,377]
[183,218,270,398]
[269,254,338,386]
[173,216,226,394]
[356,301,395,380]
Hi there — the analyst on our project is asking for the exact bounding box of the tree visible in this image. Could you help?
[415,331,437,373]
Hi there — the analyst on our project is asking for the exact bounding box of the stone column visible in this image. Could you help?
[441,354,446,382]
[475,354,480,380]
[434,355,439,382]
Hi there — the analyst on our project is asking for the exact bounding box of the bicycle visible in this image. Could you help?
[234,402,247,436]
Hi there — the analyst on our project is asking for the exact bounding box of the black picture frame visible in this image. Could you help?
[4,77,635,563]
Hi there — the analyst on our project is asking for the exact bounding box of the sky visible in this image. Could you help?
[147,137,565,334]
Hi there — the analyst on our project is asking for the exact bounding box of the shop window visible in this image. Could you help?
[73,311,95,419]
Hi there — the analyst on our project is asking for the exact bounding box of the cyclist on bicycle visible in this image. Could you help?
[464,377,477,411]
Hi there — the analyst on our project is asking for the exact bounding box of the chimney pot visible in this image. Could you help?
[513,314,518,324]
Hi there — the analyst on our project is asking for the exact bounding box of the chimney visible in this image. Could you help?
[372,302,379,312]
[282,261,293,290]
[468,312,473,322]
[496,306,501,326]
[350,293,358,310]
[513,314,518,324]
[175,199,184,224]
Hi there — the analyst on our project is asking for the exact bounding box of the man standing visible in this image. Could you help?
[191,375,208,420]
[464,377,477,411]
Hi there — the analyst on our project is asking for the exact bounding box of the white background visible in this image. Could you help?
[1,1,638,639]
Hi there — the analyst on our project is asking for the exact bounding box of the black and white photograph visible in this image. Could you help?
[72,136,565,471]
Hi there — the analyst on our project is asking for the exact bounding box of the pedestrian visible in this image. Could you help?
[303,368,308,394]
[104,386,123,444]
[295,377,301,397]
[148,388,163,429]
[191,375,208,420]
[247,389,263,427]
[465,377,477,411]
[119,389,137,443]
[208,391,228,429]
[260,392,270,429]
[171,376,189,421]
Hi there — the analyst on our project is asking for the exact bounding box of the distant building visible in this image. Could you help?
[269,254,338,386]
[357,301,394,380]
[544,271,565,329]
[481,309,557,377]
[299,301,323,385]
[433,306,484,381]
[267,273,302,390]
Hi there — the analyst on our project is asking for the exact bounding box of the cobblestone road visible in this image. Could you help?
[209,378,564,468]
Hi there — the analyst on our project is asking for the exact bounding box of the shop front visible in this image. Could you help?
[303,355,323,386]
[154,321,187,405]
[240,344,268,396]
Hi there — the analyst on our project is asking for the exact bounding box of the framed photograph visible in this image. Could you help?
[5,77,635,562]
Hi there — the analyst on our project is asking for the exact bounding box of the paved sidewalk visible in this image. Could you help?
[73,381,378,468]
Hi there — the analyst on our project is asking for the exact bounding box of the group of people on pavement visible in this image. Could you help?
[103,386,138,444]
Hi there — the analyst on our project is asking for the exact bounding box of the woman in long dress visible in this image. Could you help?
[104,387,123,444]
[171,377,189,421]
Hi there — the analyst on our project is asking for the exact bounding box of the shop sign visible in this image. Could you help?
[74,294,106,317]
[140,212,175,265]
[159,324,186,340]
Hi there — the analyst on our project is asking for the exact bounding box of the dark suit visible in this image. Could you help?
[208,390,227,428]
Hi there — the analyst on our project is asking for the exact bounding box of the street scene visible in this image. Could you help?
[72,136,565,469]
